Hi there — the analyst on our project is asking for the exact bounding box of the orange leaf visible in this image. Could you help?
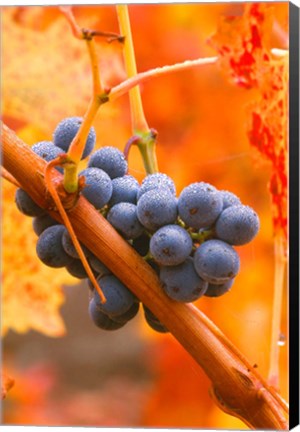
[209,3,288,240]
[1,371,15,400]
[1,7,123,137]
[246,54,288,240]
[208,3,274,88]
[2,180,77,337]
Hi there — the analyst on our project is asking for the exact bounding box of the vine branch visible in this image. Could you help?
[1,123,288,430]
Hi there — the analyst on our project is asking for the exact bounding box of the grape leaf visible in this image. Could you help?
[2,181,77,337]
[1,371,15,400]
[208,3,274,89]
[1,6,127,337]
[2,7,124,136]
[209,3,288,239]
[247,55,288,239]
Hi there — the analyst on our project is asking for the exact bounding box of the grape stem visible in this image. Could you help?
[43,155,106,303]
[61,6,219,180]
[116,5,159,174]
[1,167,21,188]
[123,133,159,176]
[2,123,289,430]
[190,229,213,243]
[60,7,111,193]
[60,6,124,43]
[110,55,218,101]
[123,135,140,160]
[142,251,153,261]
[116,4,148,134]
[268,233,287,389]
[109,55,218,174]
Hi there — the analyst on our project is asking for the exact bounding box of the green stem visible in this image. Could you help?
[116,5,148,133]
[61,8,108,193]
[116,5,158,174]
[143,251,153,261]
[136,129,158,174]
[190,229,214,243]
[63,97,103,193]
[63,162,79,194]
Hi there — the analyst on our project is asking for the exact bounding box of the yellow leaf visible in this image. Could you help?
[1,7,124,137]
[2,180,78,337]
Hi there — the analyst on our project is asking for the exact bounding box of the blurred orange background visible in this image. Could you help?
[1,3,288,429]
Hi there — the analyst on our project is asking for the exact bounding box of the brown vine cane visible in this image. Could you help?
[2,123,288,430]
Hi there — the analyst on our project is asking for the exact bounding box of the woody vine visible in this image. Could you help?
[1,4,288,429]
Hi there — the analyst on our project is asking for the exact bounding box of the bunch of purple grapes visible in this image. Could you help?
[15,117,260,334]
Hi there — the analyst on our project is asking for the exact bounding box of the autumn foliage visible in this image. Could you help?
[210,3,288,240]
[1,3,288,429]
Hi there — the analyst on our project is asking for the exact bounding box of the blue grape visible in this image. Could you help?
[220,190,241,210]
[215,204,260,245]
[137,188,178,231]
[160,257,208,302]
[79,167,112,209]
[107,203,144,240]
[150,225,193,266]
[36,225,73,268]
[88,146,127,179]
[88,254,111,277]
[66,259,89,279]
[143,305,168,333]
[32,141,63,160]
[109,175,140,206]
[204,279,234,298]
[32,140,64,173]
[178,182,223,229]
[89,299,125,330]
[53,117,96,159]
[93,275,135,316]
[112,301,140,324]
[137,173,176,200]
[193,239,240,284]
[32,214,59,236]
[15,188,45,217]
[62,229,91,259]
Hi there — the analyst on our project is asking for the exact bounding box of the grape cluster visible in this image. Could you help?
[14,116,260,334]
